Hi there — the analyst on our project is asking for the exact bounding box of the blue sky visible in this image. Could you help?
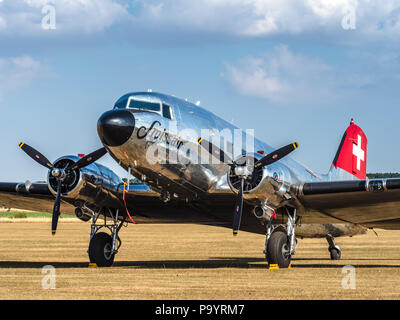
[1,0,400,182]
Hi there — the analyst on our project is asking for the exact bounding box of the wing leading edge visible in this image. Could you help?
[298,178,400,229]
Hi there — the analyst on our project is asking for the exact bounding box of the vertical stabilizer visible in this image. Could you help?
[328,119,367,181]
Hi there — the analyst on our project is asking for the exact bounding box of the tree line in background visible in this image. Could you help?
[367,173,400,179]
[122,178,143,184]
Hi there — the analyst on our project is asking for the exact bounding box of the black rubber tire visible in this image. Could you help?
[329,248,341,260]
[266,231,291,268]
[88,232,115,267]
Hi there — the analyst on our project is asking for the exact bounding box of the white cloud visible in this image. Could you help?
[223,58,286,100]
[0,16,6,30]
[222,46,336,103]
[0,0,400,46]
[223,45,400,104]
[0,0,129,35]
[132,0,400,41]
[0,56,41,98]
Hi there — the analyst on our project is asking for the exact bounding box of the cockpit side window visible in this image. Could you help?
[128,99,160,112]
[162,104,172,120]
[114,99,128,109]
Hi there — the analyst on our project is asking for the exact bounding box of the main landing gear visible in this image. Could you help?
[87,207,126,267]
[264,208,298,268]
[326,234,341,260]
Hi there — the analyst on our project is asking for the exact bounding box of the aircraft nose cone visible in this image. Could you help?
[97,110,135,147]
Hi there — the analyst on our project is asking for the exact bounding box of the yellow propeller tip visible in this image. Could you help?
[51,231,56,236]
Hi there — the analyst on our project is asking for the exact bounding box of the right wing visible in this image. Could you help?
[298,178,400,229]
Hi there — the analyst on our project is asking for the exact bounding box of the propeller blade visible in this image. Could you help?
[254,142,299,169]
[232,178,244,236]
[68,147,107,171]
[197,137,233,164]
[51,180,62,236]
[18,142,53,170]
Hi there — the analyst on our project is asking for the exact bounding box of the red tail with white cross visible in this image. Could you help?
[331,119,367,180]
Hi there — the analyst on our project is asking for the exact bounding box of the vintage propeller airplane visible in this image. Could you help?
[0,91,398,267]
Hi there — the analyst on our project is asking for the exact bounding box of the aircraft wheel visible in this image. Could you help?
[266,231,291,268]
[88,232,115,267]
[329,247,341,260]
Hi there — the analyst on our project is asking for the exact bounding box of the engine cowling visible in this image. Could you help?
[47,156,123,212]
[48,157,83,198]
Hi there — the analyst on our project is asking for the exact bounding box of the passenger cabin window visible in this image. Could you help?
[162,104,172,120]
[128,99,160,112]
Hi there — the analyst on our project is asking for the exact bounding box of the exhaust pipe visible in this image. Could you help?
[253,205,274,221]
[74,207,91,222]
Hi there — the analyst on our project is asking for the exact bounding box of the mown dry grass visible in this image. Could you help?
[0,221,400,299]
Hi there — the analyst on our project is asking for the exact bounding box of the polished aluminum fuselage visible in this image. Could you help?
[105,92,322,209]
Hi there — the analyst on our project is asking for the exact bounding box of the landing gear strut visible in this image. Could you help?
[326,234,341,260]
[87,207,126,267]
[265,208,298,268]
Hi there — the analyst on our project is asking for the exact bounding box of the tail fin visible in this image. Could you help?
[329,119,367,180]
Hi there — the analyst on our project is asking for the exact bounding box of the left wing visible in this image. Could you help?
[0,181,226,225]
[0,182,75,214]
[297,178,400,229]
[0,181,164,217]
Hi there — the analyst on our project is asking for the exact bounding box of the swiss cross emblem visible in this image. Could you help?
[352,135,365,171]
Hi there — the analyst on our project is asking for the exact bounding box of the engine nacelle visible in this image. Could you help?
[227,154,298,208]
[47,156,123,211]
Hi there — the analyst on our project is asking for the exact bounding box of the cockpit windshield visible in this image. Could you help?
[128,98,161,112]
[114,94,166,116]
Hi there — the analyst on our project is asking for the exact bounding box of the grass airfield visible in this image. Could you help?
[0,217,400,299]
